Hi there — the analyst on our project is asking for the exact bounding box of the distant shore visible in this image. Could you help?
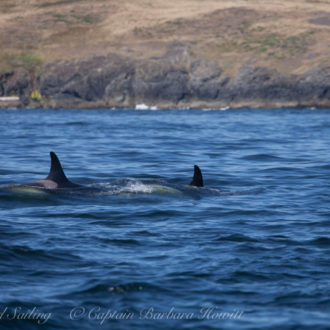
[1,1,329,110]
[1,42,329,110]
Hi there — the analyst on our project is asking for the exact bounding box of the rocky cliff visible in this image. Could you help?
[0,42,329,109]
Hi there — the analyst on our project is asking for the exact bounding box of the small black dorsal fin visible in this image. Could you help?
[190,165,203,187]
[46,152,70,184]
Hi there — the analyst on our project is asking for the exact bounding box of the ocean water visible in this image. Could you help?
[0,108,329,329]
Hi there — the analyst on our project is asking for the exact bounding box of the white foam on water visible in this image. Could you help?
[121,181,154,194]
[202,106,231,111]
[135,104,158,110]
[95,180,154,194]
[91,180,182,195]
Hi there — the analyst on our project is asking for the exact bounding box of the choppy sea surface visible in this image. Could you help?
[0,108,330,329]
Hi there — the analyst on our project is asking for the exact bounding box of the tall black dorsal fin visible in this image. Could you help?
[46,152,70,184]
[190,165,203,187]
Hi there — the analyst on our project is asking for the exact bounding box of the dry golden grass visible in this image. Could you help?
[0,0,329,74]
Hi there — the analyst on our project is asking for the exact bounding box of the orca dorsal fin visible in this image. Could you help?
[46,152,70,184]
[190,165,203,187]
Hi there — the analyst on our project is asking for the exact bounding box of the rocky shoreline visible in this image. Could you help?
[1,43,329,110]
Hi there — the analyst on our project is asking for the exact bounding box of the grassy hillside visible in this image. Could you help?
[0,0,329,76]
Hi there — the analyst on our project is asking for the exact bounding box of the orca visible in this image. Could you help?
[5,152,204,194]
[190,165,203,187]
[22,151,82,190]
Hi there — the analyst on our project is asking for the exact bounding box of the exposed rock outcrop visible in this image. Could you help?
[40,55,135,108]
[0,42,329,109]
[0,68,31,105]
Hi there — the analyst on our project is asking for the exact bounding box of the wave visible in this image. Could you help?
[240,153,283,161]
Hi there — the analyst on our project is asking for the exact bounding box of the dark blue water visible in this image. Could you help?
[0,108,330,329]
